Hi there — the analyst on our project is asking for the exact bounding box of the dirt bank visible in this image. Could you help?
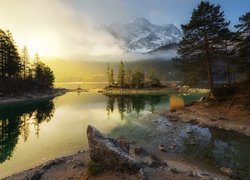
[165,81,250,136]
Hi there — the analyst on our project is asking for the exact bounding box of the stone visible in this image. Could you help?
[132,148,167,168]
[170,167,181,174]
[170,109,176,112]
[87,125,142,173]
[134,147,149,157]
[116,136,130,154]
[25,170,44,180]
[220,167,233,177]
[158,144,166,152]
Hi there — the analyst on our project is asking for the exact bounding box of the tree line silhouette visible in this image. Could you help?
[0,29,54,95]
[106,61,161,89]
[176,1,250,97]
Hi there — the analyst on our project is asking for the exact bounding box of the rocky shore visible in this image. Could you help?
[165,82,250,136]
[0,88,66,105]
[6,125,229,180]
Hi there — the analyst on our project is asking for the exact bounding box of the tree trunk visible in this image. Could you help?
[204,33,215,98]
[225,43,230,84]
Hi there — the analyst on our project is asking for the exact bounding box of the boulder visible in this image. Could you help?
[116,136,130,153]
[87,125,142,173]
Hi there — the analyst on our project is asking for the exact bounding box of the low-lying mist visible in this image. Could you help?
[44,57,181,83]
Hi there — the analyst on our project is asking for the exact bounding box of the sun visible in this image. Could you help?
[17,31,62,59]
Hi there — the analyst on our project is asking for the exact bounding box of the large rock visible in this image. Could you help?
[87,125,142,173]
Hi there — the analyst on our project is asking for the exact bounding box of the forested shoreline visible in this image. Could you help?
[0,29,55,96]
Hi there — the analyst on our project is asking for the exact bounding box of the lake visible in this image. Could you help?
[0,92,250,179]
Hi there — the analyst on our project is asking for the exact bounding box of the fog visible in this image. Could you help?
[0,0,125,59]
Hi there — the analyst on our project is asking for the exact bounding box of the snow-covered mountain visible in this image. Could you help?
[106,17,182,53]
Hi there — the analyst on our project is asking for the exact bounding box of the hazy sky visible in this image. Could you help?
[0,0,249,59]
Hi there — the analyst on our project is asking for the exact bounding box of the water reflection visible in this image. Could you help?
[0,92,249,179]
[183,127,250,178]
[105,95,162,120]
[0,99,55,164]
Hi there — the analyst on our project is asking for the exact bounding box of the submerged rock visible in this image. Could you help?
[132,147,167,168]
[87,125,142,173]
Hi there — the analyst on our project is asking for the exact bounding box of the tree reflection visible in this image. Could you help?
[105,95,162,120]
[182,127,250,179]
[0,99,55,164]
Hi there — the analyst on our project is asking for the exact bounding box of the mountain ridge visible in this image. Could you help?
[105,17,182,53]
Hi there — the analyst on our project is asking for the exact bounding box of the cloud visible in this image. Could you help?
[0,0,125,59]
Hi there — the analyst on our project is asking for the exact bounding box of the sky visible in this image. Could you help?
[0,0,249,60]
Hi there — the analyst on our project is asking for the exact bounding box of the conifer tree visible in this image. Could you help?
[110,69,114,85]
[235,12,250,79]
[5,30,21,78]
[117,61,125,87]
[219,28,237,84]
[21,46,30,79]
[107,63,114,86]
[177,1,229,96]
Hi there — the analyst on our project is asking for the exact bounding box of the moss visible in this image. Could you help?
[85,160,103,176]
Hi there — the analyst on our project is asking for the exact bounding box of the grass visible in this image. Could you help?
[85,160,103,176]
[169,95,184,111]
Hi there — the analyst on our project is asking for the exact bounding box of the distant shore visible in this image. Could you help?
[102,87,209,95]
[0,88,67,105]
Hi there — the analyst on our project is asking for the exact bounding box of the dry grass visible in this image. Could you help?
[169,95,184,111]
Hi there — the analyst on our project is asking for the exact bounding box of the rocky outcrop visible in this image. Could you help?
[87,125,142,173]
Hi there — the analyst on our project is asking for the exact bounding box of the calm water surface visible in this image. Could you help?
[0,92,250,179]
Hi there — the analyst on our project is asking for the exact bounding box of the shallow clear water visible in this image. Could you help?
[0,92,250,179]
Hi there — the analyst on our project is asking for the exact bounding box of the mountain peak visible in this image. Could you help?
[133,17,151,26]
[106,18,182,53]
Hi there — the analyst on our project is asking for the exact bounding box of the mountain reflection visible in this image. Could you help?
[0,99,55,164]
[105,95,162,120]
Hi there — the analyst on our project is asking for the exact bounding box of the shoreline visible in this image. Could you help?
[0,88,67,105]
[5,148,228,180]
[102,87,209,95]
[165,101,250,136]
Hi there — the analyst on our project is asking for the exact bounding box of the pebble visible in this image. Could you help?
[170,167,180,174]
[158,144,166,152]
[220,167,233,177]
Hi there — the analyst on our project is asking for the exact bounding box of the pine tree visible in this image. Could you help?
[132,68,145,88]
[177,1,229,96]
[117,61,125,88]
[5,30,21,78]
[235,12,250,79]
[110,69,114,85]
[21,46,30,79]
[0,29,8,77]
[125,69,132,87]
[216,28,237,84]
[0,29,21,78]
[149,68,161,87]
[107,63,114,86]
